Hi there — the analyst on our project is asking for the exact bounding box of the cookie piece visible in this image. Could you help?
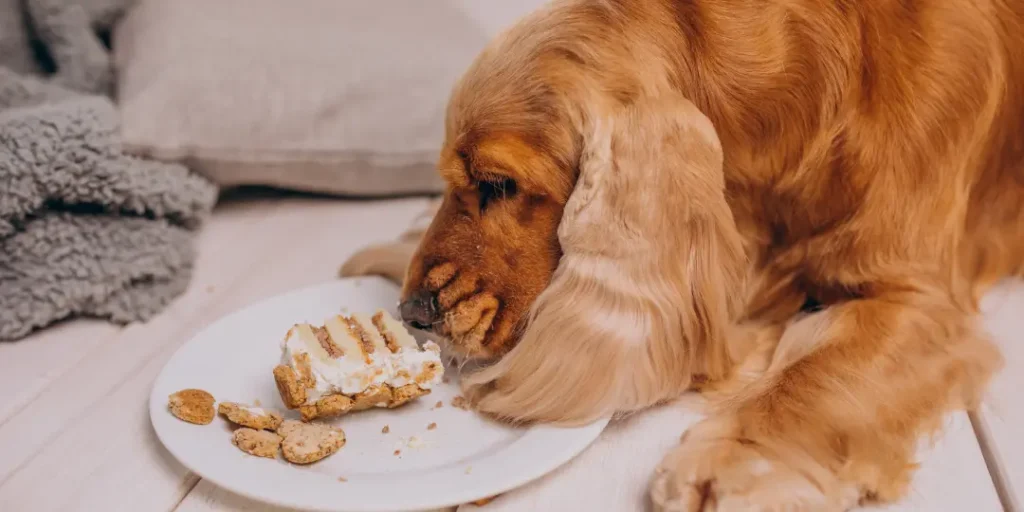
[232,428,282,458]
[388,383,429,408]
[273,365,307,408]
[218,402,283,430]
[168,389,215,425]
[277,420,346,464]
[351,385,393,411]
[299,394,355,422]
[276,418,303,438]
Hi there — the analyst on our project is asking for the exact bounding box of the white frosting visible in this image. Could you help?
[388,342,443,389]
[281,327,390,400]
[281,315,444,405]
[242,406,268,416]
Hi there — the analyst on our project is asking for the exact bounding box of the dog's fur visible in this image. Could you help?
[343,0,1024,508]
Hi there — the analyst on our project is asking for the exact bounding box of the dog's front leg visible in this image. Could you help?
[339,199,441,284]
[650,288,1002,511]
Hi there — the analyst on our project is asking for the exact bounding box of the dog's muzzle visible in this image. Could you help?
[399,290,439,329]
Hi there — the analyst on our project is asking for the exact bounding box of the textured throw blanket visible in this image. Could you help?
[0,69,217,340]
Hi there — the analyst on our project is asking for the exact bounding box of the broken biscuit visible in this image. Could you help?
[168,389,215,425]
[218,402,283,430]
[277,420,346,464]
[232,428,282,458]
[273,365,307,409]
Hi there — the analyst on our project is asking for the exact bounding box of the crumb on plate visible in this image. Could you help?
[427,422,437,430]
[381,425,390,434]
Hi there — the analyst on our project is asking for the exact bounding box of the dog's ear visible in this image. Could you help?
[462,95,747,424]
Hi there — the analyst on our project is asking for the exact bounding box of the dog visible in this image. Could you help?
[342,0,1024,509]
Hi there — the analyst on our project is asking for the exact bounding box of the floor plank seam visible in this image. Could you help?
[0,323,130,429]
[170,474,202,512]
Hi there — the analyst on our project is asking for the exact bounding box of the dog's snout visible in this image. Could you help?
[399,290,439,329]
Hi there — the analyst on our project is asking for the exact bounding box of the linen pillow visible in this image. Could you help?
[113,0,542,196]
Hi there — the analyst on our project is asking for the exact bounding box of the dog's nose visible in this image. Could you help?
[399,290,439,329]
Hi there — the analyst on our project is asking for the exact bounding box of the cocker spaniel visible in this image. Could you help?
[342,0,1024,509]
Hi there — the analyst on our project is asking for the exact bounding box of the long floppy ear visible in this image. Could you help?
[461,95,747,425]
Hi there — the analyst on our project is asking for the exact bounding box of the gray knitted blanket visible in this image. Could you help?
[0,69,218,340]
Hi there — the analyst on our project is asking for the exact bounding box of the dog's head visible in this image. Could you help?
[400,5,747,422]
[398,17,582,358]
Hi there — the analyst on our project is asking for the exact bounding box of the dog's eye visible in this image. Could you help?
[477,177,517,211]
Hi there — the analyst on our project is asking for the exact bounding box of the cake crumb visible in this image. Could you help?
[472,496,497,506]
[253,399,262,407]
[407,436,424,448]
[427,422,437,430]
[381,425,390,434]
[393,449,401,456]
[337,476,348,482]
[451,395,469,410]
[465,466,473,474]
[434,400,444,409]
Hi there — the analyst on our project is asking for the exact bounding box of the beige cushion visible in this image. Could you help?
[113,0,533,196]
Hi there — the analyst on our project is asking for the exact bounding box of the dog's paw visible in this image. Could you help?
[650,421,857,512]
[338,241,418,284]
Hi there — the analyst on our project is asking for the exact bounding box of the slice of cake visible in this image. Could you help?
[273,310,444,421]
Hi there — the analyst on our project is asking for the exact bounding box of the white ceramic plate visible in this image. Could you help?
[150,277,609,512]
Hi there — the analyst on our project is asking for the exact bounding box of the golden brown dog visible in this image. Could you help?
[343,0,1024,509]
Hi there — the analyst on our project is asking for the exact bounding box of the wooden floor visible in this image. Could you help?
[0,193,1018,511]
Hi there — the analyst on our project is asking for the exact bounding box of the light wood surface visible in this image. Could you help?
[0,195,1016,511]
[976,279,1024,511]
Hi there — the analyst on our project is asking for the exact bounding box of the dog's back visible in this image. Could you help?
[634,0,1024,304]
